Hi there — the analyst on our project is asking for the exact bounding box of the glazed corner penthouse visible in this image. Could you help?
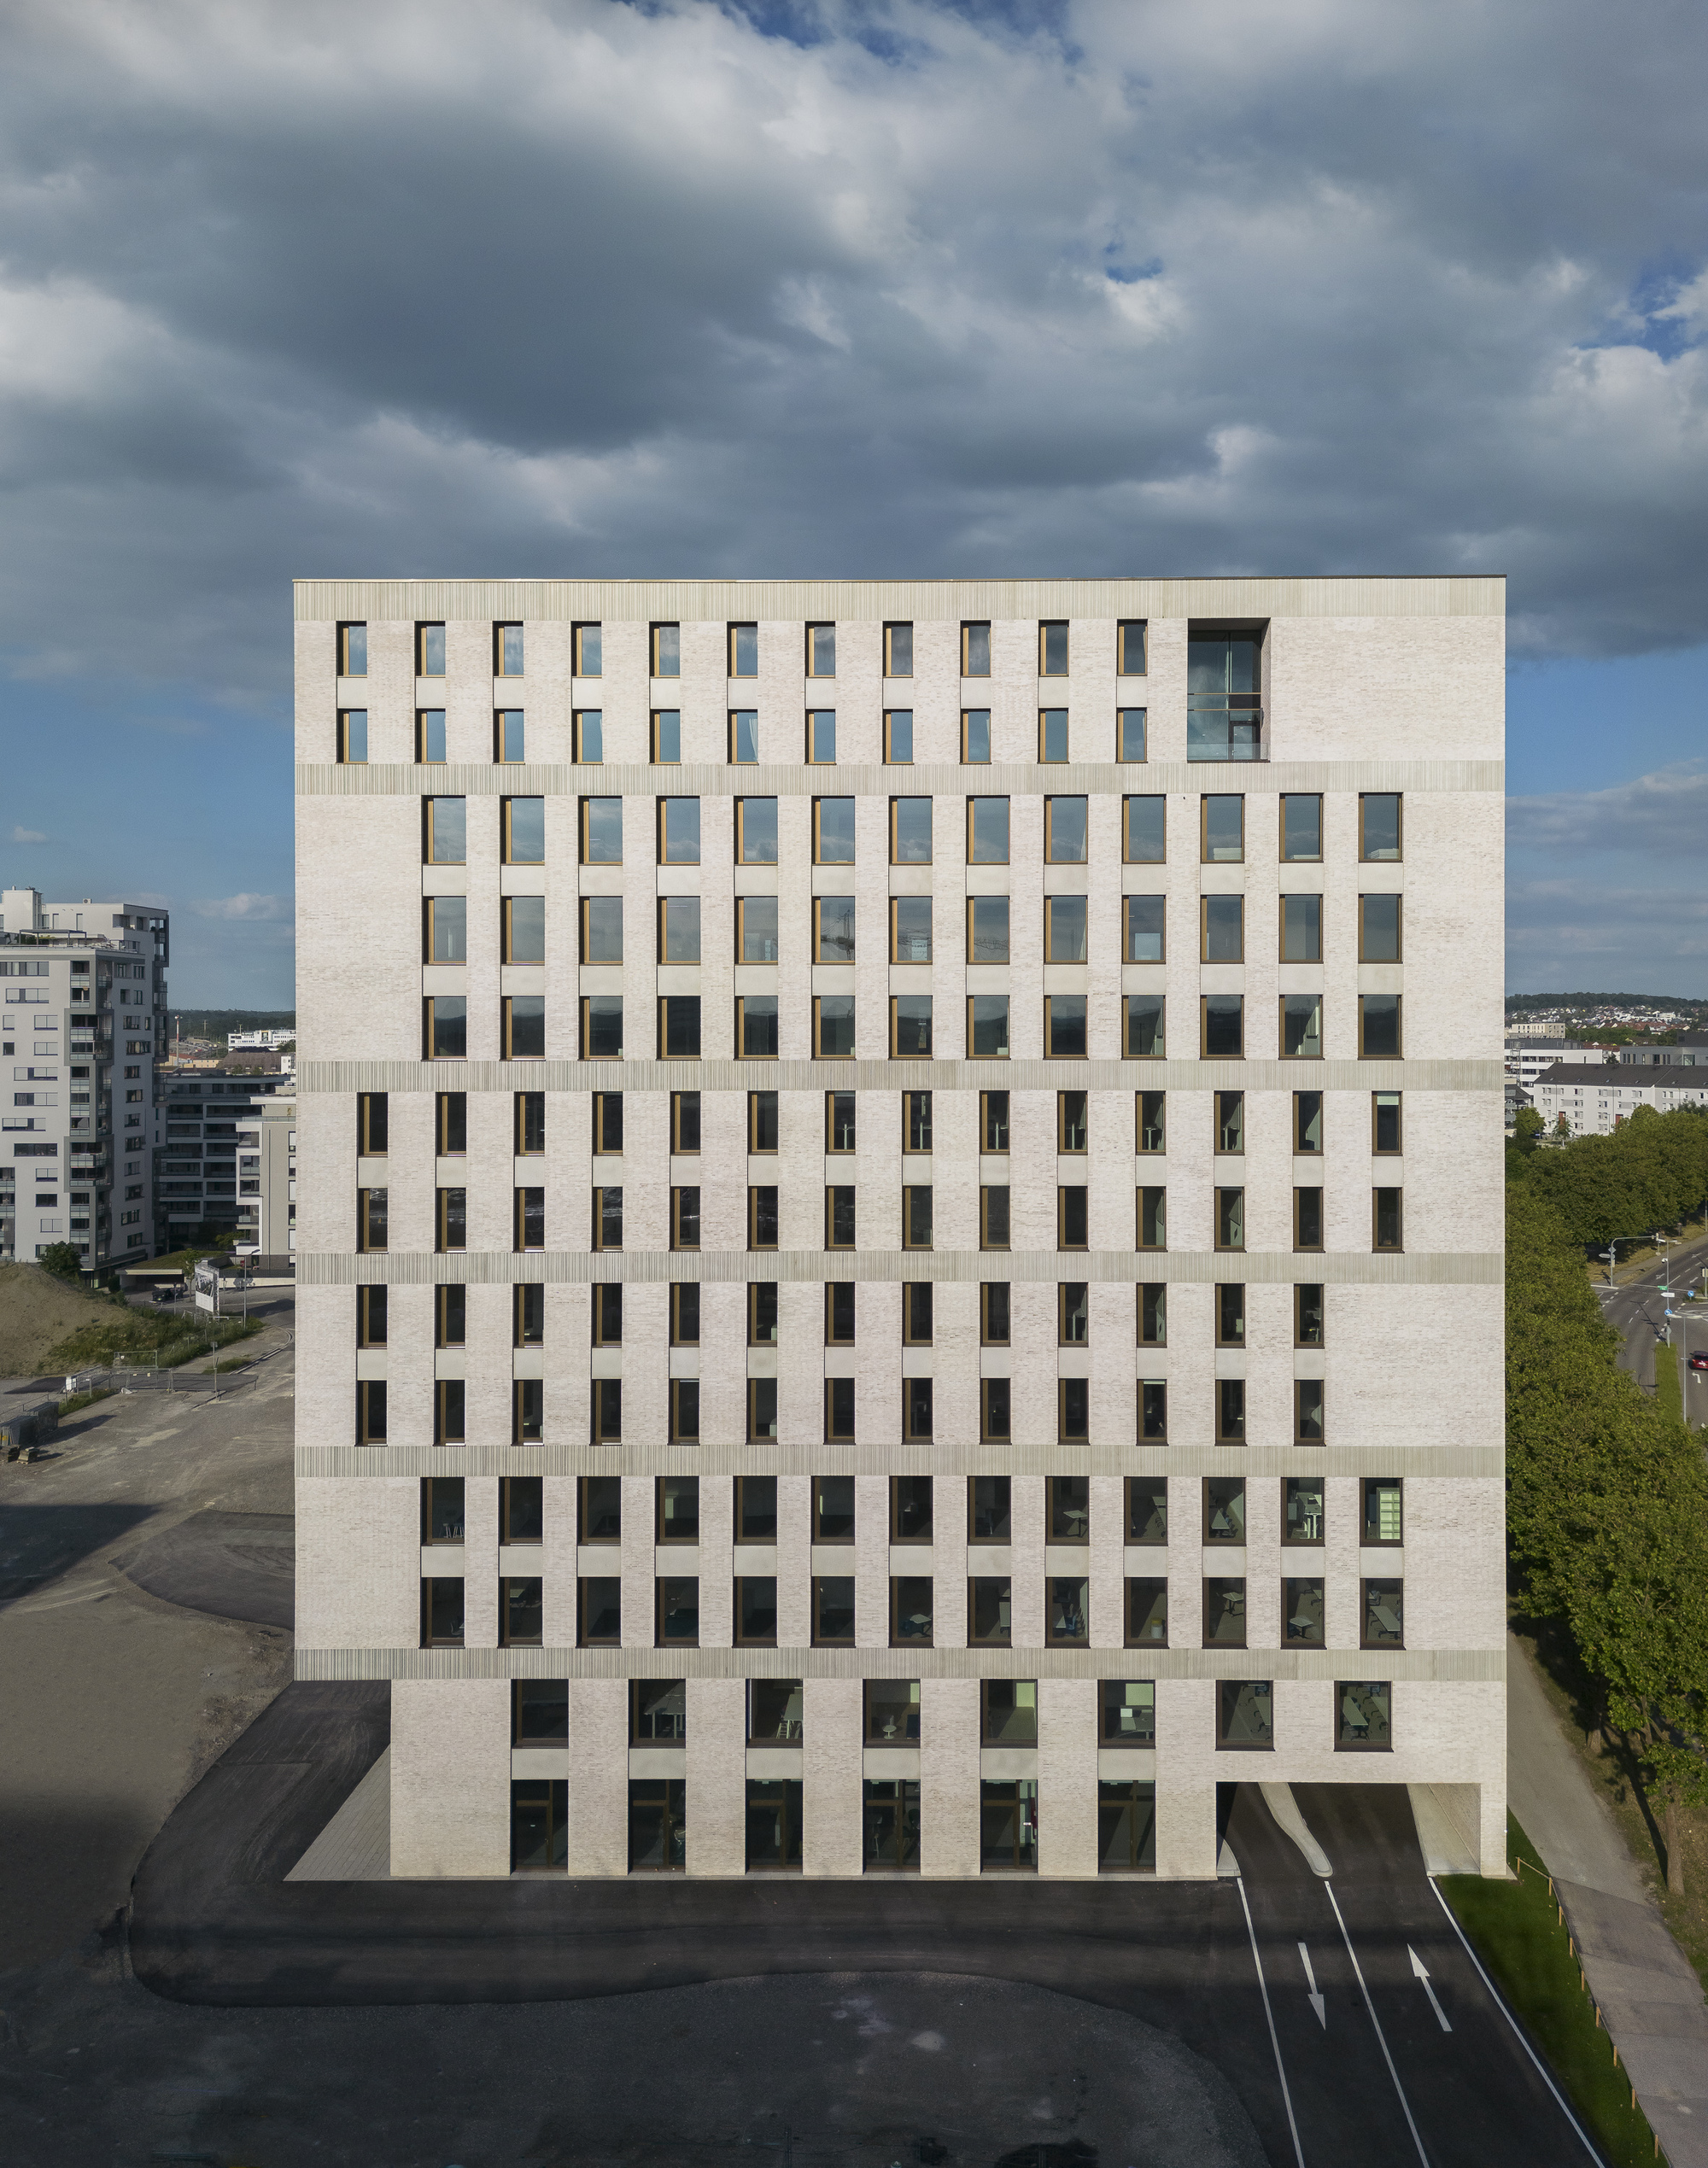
[294,576,1506,1883]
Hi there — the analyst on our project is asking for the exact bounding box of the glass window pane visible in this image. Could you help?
[1282,996,1322,1060]
[430,895,467,962]
[892,798,932,863]
[1039,708,1068,760]
[1124,896,1164,963]
[969,798,1009,862]
[740,798,778,863]
[654,710,681,763]
[1282,795,1321,859]
[419,624,446,675]
[576,710,603,762]
[815,895,856,962]
[582,798,620,864]
[508,895,545,963]
[1202,797,1243,862]
[968,896,1009,962]
[583,896,623,961]
[1117,708,1146,760]
[732,623,758,676]
[968,996,1009,1058]
[653,623,680,676]
[1361,895,1401,961]
[1202,895,1243,962]
[892,897,931,961]
[430,798,466,864]
[662,896,700,962]
[731,710,759,763]
[1125,797,1164,862]
[963,709,991,763]
[886,710,914,763]
[1046,897,1087,961]
[1047,798,1087,862]
[1282,895,1321,962]
[1126,995,1165,1059]
[1362,794,1401,860]
[816,798,856,862]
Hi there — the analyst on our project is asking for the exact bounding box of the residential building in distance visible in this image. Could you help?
[1617,1034,1708,1068]
[1502,1038,1611,1091]
[229,1028,296,1052]
[157,1068,290,1250]
[1531,1061,1708,1137]
[236,1091,297,1256]
[295,576,1506,1882]
[0,886,168,1269]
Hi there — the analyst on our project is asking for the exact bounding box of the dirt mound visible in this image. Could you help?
[0,1261,120,1379]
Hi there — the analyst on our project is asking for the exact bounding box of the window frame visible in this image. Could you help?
[1038,620,1069,677]
[650,622,680,678]
[824,1090,856,1152]
[416,708,447,763]
[815,995,857,1060]
[961,621,991,677]
[883,622,913,677]
[1115,620,1147,676]
[1293,1186,1324,1253]
[825,1183,857,1250]
[336,709,368,765]
[1359,792,1403,862]
[980,1184,1011,1251]
[749,1090,780,1153]
[966,796,1010,864]
[1295,1282,1325,1347]
[572,622,601,676]
[728,622,758,677]
[668,1382,701,1447]
[889,894,932,965]
[1125,1576,1168,1650]
[966,892,1009,963]
[734,797,778,865]
[728,709,759,763]
[1359,994,1403,1061]
[578,796,620,867]
[805,622,837,678]
[1043,795,1088,865]
[734,995,779,1060]
[1372,1186,1404,1253]
[961,707,992,763]
[883,709,914,763]
[415,621,446,677]
[967,995,1010,1060]
[1358,892,1403,963]
[1372,1091,1403,1155]
[1200,793,1245,864]
[735,892,779,965]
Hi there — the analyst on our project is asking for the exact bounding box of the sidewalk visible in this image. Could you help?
[1507,1632,1708,2165]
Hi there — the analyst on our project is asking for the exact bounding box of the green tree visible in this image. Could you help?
[35,1242,85,1285]
[1512,1106,1546,1154]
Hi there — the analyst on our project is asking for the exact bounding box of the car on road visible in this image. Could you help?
[1689,1352,1708,1371]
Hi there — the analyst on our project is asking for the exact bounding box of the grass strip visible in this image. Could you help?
[1655,1350,1684,1427]
[1441,1814,1664,2167]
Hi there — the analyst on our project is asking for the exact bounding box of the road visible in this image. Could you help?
[1596,1232,1708,1419]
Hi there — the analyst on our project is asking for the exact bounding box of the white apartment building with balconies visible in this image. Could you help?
[295,576,1506,1882]
[0,886,168,1269]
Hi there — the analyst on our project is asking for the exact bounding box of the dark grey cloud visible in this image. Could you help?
[2,0,1708,704]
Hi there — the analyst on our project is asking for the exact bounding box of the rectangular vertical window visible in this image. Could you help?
[962,709,991,763]
[735,996,778,1059]
[824,1281,855,1343]
[651,623,680,677]
[1373,1187,1403,1251]
[357,1284,388,1347]
[1216,1283,1245,1347]
[884,710,914,763]
[671,1283,701,1346]
[658,895,701,964]
[891,1572,933,1643]
[1038,709,1069,761]
[816,996,857,1059]
[417,622,445,676]
[435,1379,466,1446]
[968,996,1010,1059]
[968,894,1009,962]
[590,1379,623,1444]
[578,894,623,964]
[657,1477,699,1545]
[424,797,466,865]
[502,996,545,1060]
[1215,1091,1244,1153]
[1281,895,1322,962]
[669,1381,700,1445]
[891,798,932,864]
[1115,708,1147,762]
[421,1575,464,1645]
[578,1575,622,1641]
[890,996,931,1058]
[823,1090,856,1152]
[890,897,931,962]
[1372,1092,1402,1154]
[591,1092,623,1152]
[1214,1188,1243,1250]
[338,622,367,675]
[980,1090,1010,1151]
[900,1185,932,1249]
[502,797,545,865]
[670,1090,701,1153]
[1044,896,1088,964]
[1125,996,1166,1059]
[1201,894,1244,963]
[824,1376,856,1440]
[1137,1090,1165,1152]
[424,894,466,963]
[968,798,1009,863]
[1296,1283,1325,1347]
[902,1283,933,1345]
[417,709,447,762]
[358,1091,389,1155]
[1136,1186,1165,1250]
[356,1379,387,1445]
[980,1186,1010,1250]
[1057,1381,1090,1446]
[652,710,682,763]
[806,623,836,677]
[1117,621,1147,675]
[1201,796,1244,862]
[1126,1577,1167,1646]
[1215,1380,1245,1444]
[514,1186,544,1251]
[591,1187,623,1251]
[337,710,368,764]
[728,622,758,676]
[980,1283,1010,1346]
[503,895,545,965]
[1057,1186,1088,1248]
[827,1185,858,1249]
[750,1091,780,1152]
[1280,795,1322,860]
[1296,1379,1325,1445]
[1294,1188,1324,1251]
[969,1475,1011,1540]
[494,710,526,763]
[1280,995,1323,1061]
[884,622,913,676]
[591,1284,623,1347]
[1044,797,1087,863]
[749,1186,780,1250]
[670,1186,700,1249]
[1201,996,1243,1059]
[816,1580,858,1645]
[572,622,601,675]
[424,996,467,1060]
[512,1380,543,1445]
[962,622,991,675]
[902,1379,933,1444]
[1294,1090,1323,1153]
[1360,894,1402,962]
[1057,1090,1087,1152]
[357,1188,388,1252]
[1139,1283,1167,1346]
[1360,996,1402,1060]
[736,798,778,864]
[1124,896,1164,961]
[1360,793,1402,861]
[579,796,622,865]
[980,1378,1011,1441]
[514,1283,545,1346]
[738,893,780,961]
[658,795,700,863]
[746,1283,780,1346]
[495,623,524,676]
[1038,621,1069,676]
[436,1187,467,1252]
[434,1092,467,1156]
[806,710,837,764]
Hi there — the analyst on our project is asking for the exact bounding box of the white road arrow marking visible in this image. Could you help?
[1296,1942,1326,2029]
[1409,1944,1453,2032]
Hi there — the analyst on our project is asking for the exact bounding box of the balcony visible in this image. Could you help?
[1186,696,1265,762]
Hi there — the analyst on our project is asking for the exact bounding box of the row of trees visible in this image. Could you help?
[1506,1182,1708,1891]
[1510,1103,1708,1252]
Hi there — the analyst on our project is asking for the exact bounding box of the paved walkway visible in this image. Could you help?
[1508,1632,1708,2165]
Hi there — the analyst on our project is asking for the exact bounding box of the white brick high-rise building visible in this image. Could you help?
[294,577,1506,1880]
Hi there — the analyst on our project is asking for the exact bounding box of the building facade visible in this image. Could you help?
[157,1068,290,1249]
[235,1090,296,1255]
[1532,1061,1708,1137]
[1502,1037,1607,1091]
[295,576,1506,1880]
[0,887,168,1270]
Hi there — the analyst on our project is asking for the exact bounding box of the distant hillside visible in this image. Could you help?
[1506,992,1708,1013]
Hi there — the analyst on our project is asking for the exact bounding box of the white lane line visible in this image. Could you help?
[1324,1882,1430,2166]
[1424,1875,1607,2166]
[1235,1876,1307,2168]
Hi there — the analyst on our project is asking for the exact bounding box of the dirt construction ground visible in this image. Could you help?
[0,1261,132,1378]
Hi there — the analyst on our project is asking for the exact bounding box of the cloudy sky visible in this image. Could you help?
[3,0,1706,1003]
